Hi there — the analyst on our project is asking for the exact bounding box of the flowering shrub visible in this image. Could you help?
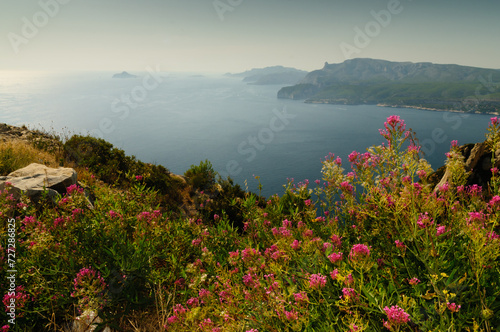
[0,115,498,330]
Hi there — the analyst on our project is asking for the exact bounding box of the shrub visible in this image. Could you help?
[184,159,216,191]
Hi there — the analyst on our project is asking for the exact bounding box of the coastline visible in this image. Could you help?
[303,99,499,115]
[376,103,499,116]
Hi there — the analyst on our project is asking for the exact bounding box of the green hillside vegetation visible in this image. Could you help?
[278,59,500,113]
[307,82,500,111]
[0,117,499,331]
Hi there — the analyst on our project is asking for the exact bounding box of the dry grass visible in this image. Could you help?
[0,139,60,175]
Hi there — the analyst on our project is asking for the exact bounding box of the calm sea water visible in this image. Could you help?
[0,71,493,197]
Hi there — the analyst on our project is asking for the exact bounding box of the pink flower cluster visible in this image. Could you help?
[447,302,461,313]
[383,305,410,330]
[408,277,420,286]
[341,287,358,302]
[349,244,370,262]
[66,184,84,195]
[394,240,406,250]
[328,252,343,264]
[3,286,30,317]
[417,212,434,229]
[71,267,107,311]
[309,273,327,289]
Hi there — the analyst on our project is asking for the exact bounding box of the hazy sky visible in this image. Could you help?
[1,0,499,73]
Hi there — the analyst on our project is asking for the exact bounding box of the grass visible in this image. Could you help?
[0,140,60,176]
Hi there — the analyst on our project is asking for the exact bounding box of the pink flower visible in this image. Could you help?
[108,210,122,219]
[228,250,239,265]
[284,309,299,321]
[341,288,358,301]
[436,225,447,236]
[394,240,406,250]
[330,269,339,280]
[303,229,313,237]
[491,117,499,126]
[293,291,309,303]
[383,305,410,330]
[416,169,427,178]
[173,304,187,315]
[330,234,342,248]
[489,195,500,207]
[438,182,449,192]
[186,297,200,307]
[135,175,143,181]
[348,151,359,163]
[291,239,301,250]
[417,212,434,229]
[309,274,327,289]
[386,115,403,128]
[166,315,179,324]
[67,184,84,195]
[344,273,354,285]
[408,278,420,286]
[304,199,312,206]
[328,252,343,264]
[349,244,370,262]
[323,242,333,252]
[447,302,461,313]
[199,288,211,299]
[451,140,459,148]
[340,181,354,194]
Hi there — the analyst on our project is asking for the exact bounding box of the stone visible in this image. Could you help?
[0,163,77,199]
[69,309,111,332]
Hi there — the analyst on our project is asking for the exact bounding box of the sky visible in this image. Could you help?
[1,0,499,73]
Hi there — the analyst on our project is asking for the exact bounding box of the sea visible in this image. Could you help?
[0,70,493,198]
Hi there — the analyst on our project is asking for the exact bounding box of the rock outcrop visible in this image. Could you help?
[0,163,77,199]
[431,142,500,195]
[0,123,61,152]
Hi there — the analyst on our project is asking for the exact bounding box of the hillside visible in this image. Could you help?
[0,119,499,331]
[278,58,500,113]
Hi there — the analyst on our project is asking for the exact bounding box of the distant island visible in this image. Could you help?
[112,71,138,79]
[226,66,308,85]
[278,58,500,114]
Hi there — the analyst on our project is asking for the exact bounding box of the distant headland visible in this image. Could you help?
[277,58,500,114]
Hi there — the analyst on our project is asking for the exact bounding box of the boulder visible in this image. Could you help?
[68,309,111,332]
[0,163,77,199]
[432,141,500,196]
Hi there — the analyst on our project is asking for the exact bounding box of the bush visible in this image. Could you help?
[64,135,185,209]
[184,160,216,191]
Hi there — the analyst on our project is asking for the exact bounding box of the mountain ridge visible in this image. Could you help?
[278,58,500,113]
